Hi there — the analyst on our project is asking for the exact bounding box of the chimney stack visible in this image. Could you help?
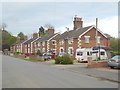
[73,16,83,30]
[33,32,38,38]
[47,27,54,36]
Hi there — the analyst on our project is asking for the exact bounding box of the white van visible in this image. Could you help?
[75,48,108,62]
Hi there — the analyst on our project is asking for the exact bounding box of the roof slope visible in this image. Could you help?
[36,33,58,42]
[23,38,38,44]
[59,26,92,40]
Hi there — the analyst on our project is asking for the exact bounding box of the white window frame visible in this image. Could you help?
[60,40,64,45]
[28,44,30,47]
[68,38,73,44]
[38,42,40,47]
[28,48,30,53]
[60,47,64,53]
[34,42,36,47]
[42,48,45,52]
[68,47,74,55]
[96,36,101,44]
[25,45,27,48]
[42,41,45,46]
[52,40,56,45]
[85,36,90,43]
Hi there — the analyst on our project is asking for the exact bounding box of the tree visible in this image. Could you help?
[110,37,120,56]
[8,36,17,45]
[36,49,42,56]
[2,30,12,51]
[2,30,12,45]
[39,26,44,37]
[17,32,24,40]
[38,26,46,37]
[110,38,119,52]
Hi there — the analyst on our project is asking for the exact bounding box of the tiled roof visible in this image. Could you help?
[59,26,92,40]
[36,33,58,42]
[104,33,111,38]
[12,40,25,46]
[23,38,38,44]
[16,40,24,45]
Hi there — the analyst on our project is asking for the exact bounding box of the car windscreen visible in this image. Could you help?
[111,56,120,60]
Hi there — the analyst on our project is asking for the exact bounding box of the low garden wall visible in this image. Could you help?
[87,57,108,68]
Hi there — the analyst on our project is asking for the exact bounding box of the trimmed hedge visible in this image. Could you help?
[55,54,73,64]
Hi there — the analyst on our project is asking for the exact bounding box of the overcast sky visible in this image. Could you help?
[1,1,118,38]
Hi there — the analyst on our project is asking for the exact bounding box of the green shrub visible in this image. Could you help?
[36,49,42,56]
[55,54,73,64]
[55,56,62,64]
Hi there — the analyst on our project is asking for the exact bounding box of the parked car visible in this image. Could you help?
[42,52,52,60]
[108,55,120,69]
[59,52,66,57]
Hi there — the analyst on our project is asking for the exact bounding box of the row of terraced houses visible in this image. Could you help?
[10,16,111,59]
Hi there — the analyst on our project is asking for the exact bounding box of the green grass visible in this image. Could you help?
[22,58,44,62]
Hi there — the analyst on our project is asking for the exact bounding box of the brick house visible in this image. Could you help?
[34,28,60,55]
[10,36,28,54]
[22,33,40,55]
[57,17,110,59]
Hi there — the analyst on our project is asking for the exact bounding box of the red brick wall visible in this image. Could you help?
[80,27,109,48]
[41,41,47,52]
[57,38,78,59]
[22,44,25,54]
[73,38,79,59]
[49,34,60,53]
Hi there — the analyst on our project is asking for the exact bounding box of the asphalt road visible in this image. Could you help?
[2,55,118,88]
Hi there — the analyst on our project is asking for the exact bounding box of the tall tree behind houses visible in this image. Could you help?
[38,26,46,37]
[17,32,24,41]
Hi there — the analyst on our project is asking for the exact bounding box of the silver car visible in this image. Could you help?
[59,52,66,57]
[108,55,120,69]
[42,52,52,60]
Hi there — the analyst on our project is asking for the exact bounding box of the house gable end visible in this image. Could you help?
[79,25,107,38]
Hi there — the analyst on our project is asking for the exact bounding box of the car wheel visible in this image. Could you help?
[110,66,114,69]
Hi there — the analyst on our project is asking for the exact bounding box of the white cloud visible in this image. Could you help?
[84,16,118,38]
[56,16,118,38]
[2,2,118,38]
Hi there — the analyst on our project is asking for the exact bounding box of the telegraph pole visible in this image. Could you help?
[65,27,69,54]
[96,18,100,60]
[96,18,98,46]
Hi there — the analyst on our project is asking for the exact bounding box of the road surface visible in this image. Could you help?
[2,55,118,88]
